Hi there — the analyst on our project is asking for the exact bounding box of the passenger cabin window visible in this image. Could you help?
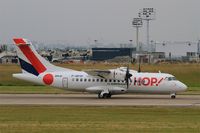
[92,79,95,82]
[76,78,79,82]
[84,79,87,82]
[109,79,112,82]
[80,78,83,82]
[105,79,107,82]
[88,79,91,82]
[97,79,99,82]
[101,79,103,82]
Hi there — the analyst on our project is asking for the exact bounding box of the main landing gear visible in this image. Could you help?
[170,93,176,99]
[98,93,112,99]
[98,89,112,99]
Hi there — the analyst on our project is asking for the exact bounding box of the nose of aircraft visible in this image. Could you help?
[178,81,187,91]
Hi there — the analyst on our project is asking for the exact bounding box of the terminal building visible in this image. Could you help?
[92,48,136,61]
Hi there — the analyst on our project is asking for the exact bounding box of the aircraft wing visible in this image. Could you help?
[84,69,111,78]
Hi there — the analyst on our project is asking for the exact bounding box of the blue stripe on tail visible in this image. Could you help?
[19,58,39,76]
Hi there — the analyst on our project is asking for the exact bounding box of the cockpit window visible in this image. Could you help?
[166,77,177,81]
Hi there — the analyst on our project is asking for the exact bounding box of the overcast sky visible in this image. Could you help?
[0,0,200,44]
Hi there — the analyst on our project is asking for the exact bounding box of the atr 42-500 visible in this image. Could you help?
[12,38,187,99]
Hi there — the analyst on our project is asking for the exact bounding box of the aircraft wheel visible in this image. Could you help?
[103,93,108,99]
[98,93,111,99]
[104,93,112,99]
[98,93,103,99]
[98,93,107,99]
[170,93,176,99]
[107,93,112,98]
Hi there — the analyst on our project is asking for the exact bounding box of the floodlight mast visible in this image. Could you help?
[139,8,156,52]
[198,40,200,57]
[132,18,143,52]
[147,19,150,51]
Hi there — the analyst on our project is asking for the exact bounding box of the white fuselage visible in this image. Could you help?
[13,70,187,95]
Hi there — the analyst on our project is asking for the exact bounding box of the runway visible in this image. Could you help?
[0,94,200,106]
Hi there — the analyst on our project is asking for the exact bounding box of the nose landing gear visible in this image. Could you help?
[170,93,176,99]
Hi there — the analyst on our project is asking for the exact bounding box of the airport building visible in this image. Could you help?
[0,51,18,64]
[152,41,200,62]
[92,48,136,61]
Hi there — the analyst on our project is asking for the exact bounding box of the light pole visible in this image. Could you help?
[132,18,143,52]
[198,40,200,59]
[198,40,200,54]
[139,8,156,52]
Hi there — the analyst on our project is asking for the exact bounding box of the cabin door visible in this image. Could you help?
[62,78,68,88]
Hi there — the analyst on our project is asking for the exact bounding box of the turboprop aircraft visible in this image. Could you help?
[12,38,187,99]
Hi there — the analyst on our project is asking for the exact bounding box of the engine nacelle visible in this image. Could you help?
[106,67,136,81]
[108,69,126,81]
[85,67,136,81]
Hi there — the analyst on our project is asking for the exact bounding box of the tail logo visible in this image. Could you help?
[13,38,47,76]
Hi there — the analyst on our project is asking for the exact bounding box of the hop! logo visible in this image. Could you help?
[133,77,163,86]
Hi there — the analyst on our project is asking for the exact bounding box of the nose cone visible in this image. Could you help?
[178,82,187,92]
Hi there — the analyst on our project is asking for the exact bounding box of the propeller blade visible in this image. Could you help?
[138,56,141,73]
[125,66,132,89]
[138,63,141,72]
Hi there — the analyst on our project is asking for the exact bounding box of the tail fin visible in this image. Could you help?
[13,38,54,76]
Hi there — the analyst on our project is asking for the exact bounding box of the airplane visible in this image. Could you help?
[12,38,187,99]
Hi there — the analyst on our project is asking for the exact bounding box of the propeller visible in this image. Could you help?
[138,56,141,73]
[125,66,132,89]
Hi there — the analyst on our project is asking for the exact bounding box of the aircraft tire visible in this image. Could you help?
[170,93,176,99]
[98,93,103,99]
[107,93,112,98]
[103,93,107,99]
[98,93,111,99]
[104,93,112,99]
